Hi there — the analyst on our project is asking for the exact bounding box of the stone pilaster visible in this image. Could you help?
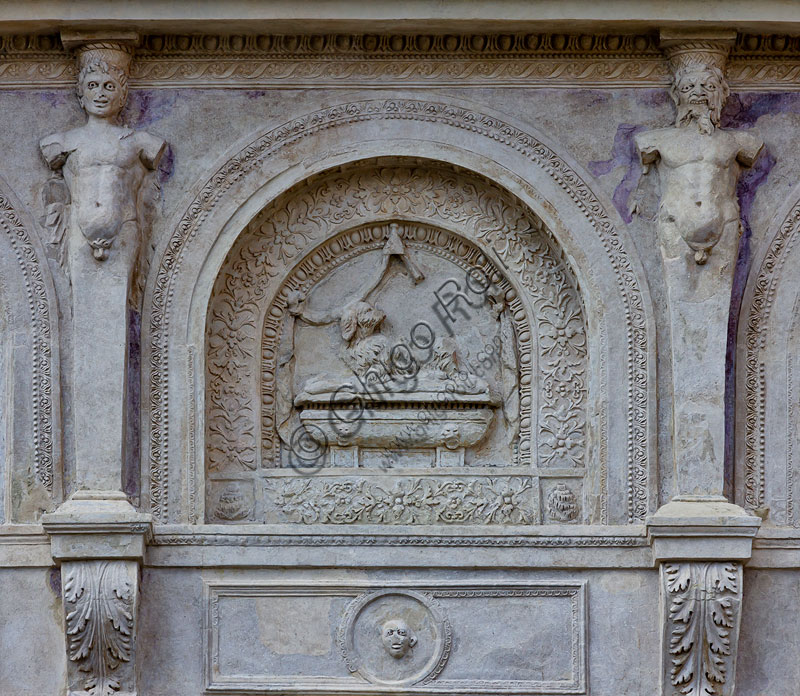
[641,29,762,696]
[40,31,158,696]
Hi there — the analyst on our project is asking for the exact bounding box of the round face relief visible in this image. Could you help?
[381,619,415,658]
[79,69,125,118]
[339,589,451,686]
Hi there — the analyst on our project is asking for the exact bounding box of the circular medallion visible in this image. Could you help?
[338,589,451,686]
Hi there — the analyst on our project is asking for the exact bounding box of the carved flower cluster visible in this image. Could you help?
[266,477,534,525]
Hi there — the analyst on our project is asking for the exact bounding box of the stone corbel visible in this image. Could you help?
[648,500,760,696]
[43,491,152,696]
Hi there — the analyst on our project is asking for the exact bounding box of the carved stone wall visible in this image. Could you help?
[5,13,800,696]
[0,177,60,521]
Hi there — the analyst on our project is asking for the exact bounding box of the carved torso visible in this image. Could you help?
[636,125,762,258]
[40,123,165,253]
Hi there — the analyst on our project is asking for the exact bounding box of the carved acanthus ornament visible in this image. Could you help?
[661,563,743,696]
[62,560,138,696]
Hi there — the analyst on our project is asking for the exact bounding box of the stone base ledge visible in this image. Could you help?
[42,491,152,562]
[647,498,761,564]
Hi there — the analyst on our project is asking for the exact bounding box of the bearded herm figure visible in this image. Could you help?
[635,61,762,264]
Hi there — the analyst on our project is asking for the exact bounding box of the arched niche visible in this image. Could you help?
[737,187,800,526]
[142,98,655,525]
[0,177,61,521]
[205,162,589,525]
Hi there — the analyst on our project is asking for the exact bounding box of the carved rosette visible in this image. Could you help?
[660,562,743,696]
[62,560,140,696]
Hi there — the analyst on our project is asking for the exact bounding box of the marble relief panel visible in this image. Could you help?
[205,162,589,525]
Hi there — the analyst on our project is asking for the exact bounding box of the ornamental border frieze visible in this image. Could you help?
[4,31,800,89]
[147,98,650,524]
[151,532,647,547]
[0,192,56,494]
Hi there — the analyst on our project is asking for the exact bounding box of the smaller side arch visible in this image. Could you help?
[0,176,61,520]
[737,182,800,524]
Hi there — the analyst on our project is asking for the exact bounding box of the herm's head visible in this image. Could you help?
[671,64,729,134]
[76,60,128,119]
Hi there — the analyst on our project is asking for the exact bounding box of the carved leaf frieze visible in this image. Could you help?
[5,32,800,89]
[63,561,134,696]
[264,476,535,525]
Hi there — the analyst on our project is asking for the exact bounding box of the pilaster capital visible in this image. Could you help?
[42,491,152,563]
[647,498,761,564]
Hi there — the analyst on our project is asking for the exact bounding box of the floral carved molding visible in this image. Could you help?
[266,477,535,525]
[661,562,743,696]
[2,32,800,89]
[147,98,650,524]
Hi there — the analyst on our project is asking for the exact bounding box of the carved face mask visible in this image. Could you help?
[672,66,728,134]
[380,619,417,658]
[78,67,126,119]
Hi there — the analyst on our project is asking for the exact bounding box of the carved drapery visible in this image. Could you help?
[205,163,589,525]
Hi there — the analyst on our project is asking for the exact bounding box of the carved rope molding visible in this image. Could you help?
[743,200,800,513]
[661,562,743,696]
[2,32,800,89]
[0,192,55,493]
[147,98,650,524]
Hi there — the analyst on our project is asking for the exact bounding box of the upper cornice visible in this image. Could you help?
[2,31,800,90]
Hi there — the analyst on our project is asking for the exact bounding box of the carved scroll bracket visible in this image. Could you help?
[43,491,151,696]
[647,500,759,696]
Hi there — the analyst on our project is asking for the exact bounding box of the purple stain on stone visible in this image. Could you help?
[124,308,141,503]
[48,566,61,597]
[635,88,672,109]
[39,91,71,109]
[724,145,776,496]
[722,92,800,130]
[158,144,175,184]
[245,90,268,99]
[588,123,646,223]
[122,89,176,129]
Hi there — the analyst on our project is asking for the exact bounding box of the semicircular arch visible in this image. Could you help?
[142,97,655,525]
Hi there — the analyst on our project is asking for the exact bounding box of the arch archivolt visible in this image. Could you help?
[0,180,60,520]
[738,191,800,525]
[143,97,654,525]
[204,161,587,525]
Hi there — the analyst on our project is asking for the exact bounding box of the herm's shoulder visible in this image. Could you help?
[730,128,764,166]
[131,129,167,169]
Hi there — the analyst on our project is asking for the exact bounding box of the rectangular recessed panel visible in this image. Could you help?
[205,581,586,694]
